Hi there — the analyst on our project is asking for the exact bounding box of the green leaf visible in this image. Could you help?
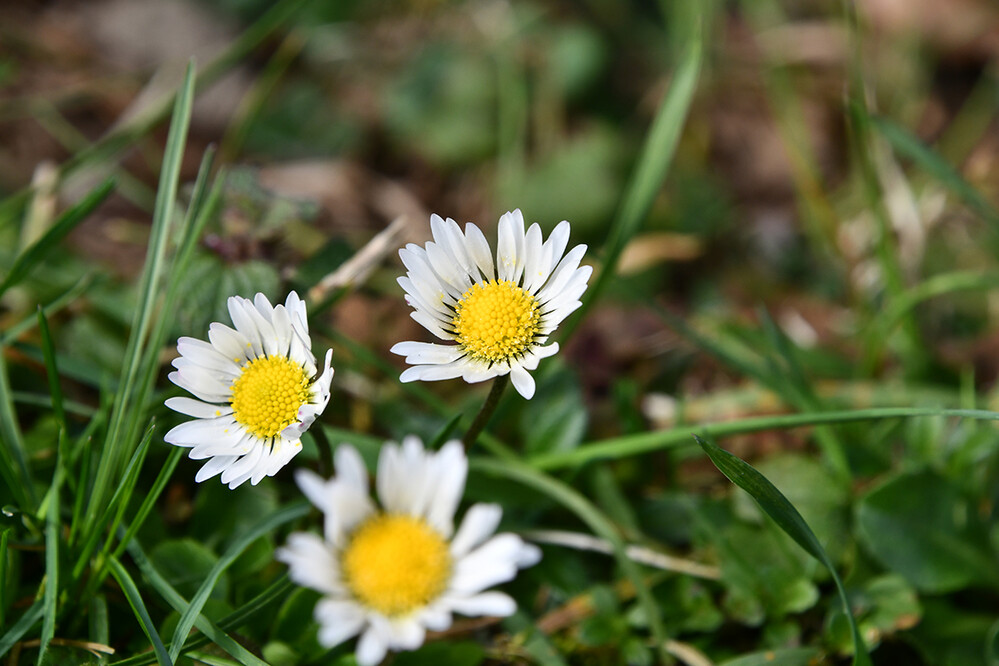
[695,435,871,666]
[521,365,587,455]
[856,471,999,592]
[0,599,44,659]
[108,557,173,666]
[0,178,114,300]
[393,641,485,666]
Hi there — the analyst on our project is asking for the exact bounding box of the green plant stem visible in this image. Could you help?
[462,374,509,449]
[529,406,999,470]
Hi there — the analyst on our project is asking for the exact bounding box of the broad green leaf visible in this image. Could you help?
[696,435,871,666]
[856,470,999,592]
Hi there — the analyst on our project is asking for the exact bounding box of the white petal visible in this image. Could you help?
[418,604,453,632]
[399,361,469,383]
[269,304,294,357]
[176,337,240,375]
[398,276,452,322]
[409,310,454,341]
[296,468,332,511]
[276,533,343,596]
[446,591,516,618]
[542,221,571,275]
[463,223,495,280]
[509,365,536,399]
[389,341,464,365]
[227,296,265,357]
[355,625,389,666]
[284,291,310,335]
[450,504,502,558]
[315,601,365,649]
[386,617,425,651]
[450,533,531,594]
[221,444,265,488]
[164,416,241,447]
[208,323,252,364]
[335,444,369,495]
[425,441,467,537]
[164,397,231,419]
[537,244,587,303]
[496,210,524,282]
[168,366,231,403]
[324,483,376,547]
[194,455,238,483]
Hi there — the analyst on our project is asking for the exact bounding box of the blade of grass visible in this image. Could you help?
[111,447,183,561]
[74,424,156,583]
[470,458,669,662]
[108,556,173,666]
[91,595,110,666]
[167,502,309,662]
[529,406,999,470]
[559,2,703,342]
[0,178,114,300]
[124,536,267,666]
[110,576,295,666]
[38,476,60,666]
[84,62,194,539]
[0,527,8,628]
[0,350,36,509]
[0,272,95,346]
[870,113,999,233]
[0,599,44,658]
[695,434,872,666]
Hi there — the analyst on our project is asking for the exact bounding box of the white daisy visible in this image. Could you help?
[164,291,334,489]
[390,209,591,399]
[277,437,541,665]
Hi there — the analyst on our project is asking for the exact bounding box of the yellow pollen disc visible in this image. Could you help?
[342,514,452,616]
[452,279,540,362]
[229,356,311,439]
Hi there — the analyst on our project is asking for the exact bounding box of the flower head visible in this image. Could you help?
[164,292,333,489]
[277,437,541,665]
[390,210,591,399]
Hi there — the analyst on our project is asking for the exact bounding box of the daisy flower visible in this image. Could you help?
[390,209,591,399]
[164,292,333,489]
[277,437,541,665]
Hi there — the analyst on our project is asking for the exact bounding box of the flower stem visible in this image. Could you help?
[462,374,509,449]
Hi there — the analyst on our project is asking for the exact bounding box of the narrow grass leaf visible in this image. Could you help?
[112,447,182,560]
[108,556,173,666]
[36,308,66,432]
[0,272,95,346]
[470,458,669,662]
[0,350,36,509]
[0,527,8,628]
[530,406,999,470]
[91,595,110,666]
[167,502,309,662]
[561,4,703,341]
[110,576,295,666]
[38,481,60,666]
[0,599,44,658]
[74,424,156,583]
[695,434,871,666]
[85,62,195,540]
[125,537,267,666]
[0,178,114,300]
[869,114,999,233]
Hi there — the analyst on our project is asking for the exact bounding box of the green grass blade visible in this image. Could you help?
[869,113,999,233]
[37,481,60,665]
[74,424,156,582]
[110,576,295,666]
[108,556,173,666]
[167,502,309,662]
[85,62,195,539]
[0,272,95,346]
[124,537,268,666]
[112,448,183,560]
[560,3,703,341]
[0,178,114,300]
[530,406,999,470]
[0,527,8,628]
[91,595,110,666]
[0,599,44,658]
[695,435,872,666]
[0,350,36,509]
[470,458,669,662]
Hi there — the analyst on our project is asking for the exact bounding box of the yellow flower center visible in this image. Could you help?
[452,279,540,363]
[342,514,452,616]
[229,356,311,439]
